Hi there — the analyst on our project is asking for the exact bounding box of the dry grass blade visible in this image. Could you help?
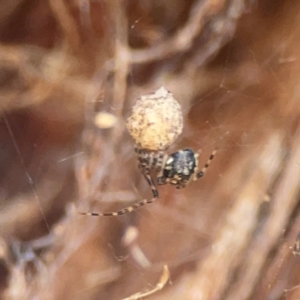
[121,265,170,300]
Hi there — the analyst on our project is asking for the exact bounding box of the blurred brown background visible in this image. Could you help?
[0,0,300,299]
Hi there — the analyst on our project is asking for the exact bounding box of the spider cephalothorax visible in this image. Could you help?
[136,146,215,191]
[157,148,198,189]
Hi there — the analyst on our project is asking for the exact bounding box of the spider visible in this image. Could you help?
[79,147,216,217]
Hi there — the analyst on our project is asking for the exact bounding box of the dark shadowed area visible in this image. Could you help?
[0,0,300,299]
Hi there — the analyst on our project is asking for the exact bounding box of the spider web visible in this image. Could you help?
[1,1,300,300]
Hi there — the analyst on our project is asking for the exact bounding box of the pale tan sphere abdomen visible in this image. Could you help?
[126,87,183,150]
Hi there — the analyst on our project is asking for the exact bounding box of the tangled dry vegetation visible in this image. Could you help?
[1,0,300,299]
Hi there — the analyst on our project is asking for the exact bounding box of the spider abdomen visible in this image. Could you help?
[127,87,183,151]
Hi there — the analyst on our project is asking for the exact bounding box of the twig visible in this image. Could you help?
[121,265,170,300]
[129,0,215,63]
[48,0,81,48]
[111,0,129,119]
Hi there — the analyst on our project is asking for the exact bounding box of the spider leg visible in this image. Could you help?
[79,197,157,217]
[79,174,159,217]
[196,149,217,179]
[143,175,157,196]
